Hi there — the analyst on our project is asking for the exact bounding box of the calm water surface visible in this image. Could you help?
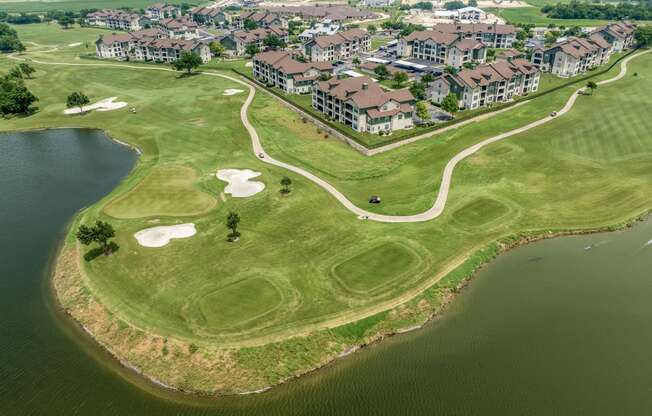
[2,129,652,415]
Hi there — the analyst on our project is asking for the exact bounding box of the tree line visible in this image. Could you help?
[542,0,652,21]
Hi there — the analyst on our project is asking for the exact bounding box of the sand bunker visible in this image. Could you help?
[245,62,253,67]
[68,42,82,47]
[223,89,244,96]
[134,223,196,248]
[217,169,265,197]
[64,97,128,115]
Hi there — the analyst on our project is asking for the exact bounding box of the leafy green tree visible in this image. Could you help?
[416,101,430,121]
[444,1,465,10]
[444,65,458,75]
[441,93,459,114]
[76,220,117,256]
[245,43,260,57]
[263,34,285,50]
[226,211,241,240]
[586,80,598,95]
[367,24,377,35]
[0,76,38,116]
[635,26,652,47]
[409,82,426,100]
[18,62,34,78]
[8,66,22,79]
[244,19,257,30]
[171,51,202,74]
[420,73,434,84]
[352,56,360,65]
[468,0,478,6]
[209,41,225,58]
[58,15,75,29]
[374,64,389,81]
[280,176,292,194]
[318,72,331,81]
[66,91,89,112]
[392,71,408,88]
[0,22,25,53]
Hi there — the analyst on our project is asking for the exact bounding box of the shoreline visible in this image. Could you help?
[50,207,651,398]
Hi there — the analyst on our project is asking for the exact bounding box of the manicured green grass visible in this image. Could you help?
[0,0,186,12]
[332,241,423,294]
[4,26,652,388]
[371,36,393,51]
[104,164,217,219]
[488,7,611,26]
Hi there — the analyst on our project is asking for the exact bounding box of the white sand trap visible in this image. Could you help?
[64,97,128,115]
[68,42,82,47]
[217,169,265,197]
[245,62,253,67]
[223,89,244,96]
[134,223,196,248]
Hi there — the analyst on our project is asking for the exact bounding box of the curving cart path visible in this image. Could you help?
[9,49,650,224]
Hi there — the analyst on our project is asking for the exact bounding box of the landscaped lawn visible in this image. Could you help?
[4,24,652,393]
[488,7,611,26]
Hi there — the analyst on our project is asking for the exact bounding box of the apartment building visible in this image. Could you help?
[303,28,370,62]
[531,35,612,78]
[158,17,200,40]
[86,10,142,31]
[397,30,487,68]
[262,5,374,23]
[434,23,517,48]
[253,51,333,94]
[430,59,540,110]
[593,21,636,52]
[312,76,415,134]
[189,6,222,26]
[298,19,340,42]
[222,26,289,55]
[232,10,288,30]
[144,3,181,21]
[95,29,210,63]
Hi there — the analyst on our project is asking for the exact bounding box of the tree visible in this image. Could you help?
[243,19,257,30]
[374,64,389,81]
[263,34,285,50]
[0,76,38,116]
[318,72,331,81]
[409,82,426,100]
[635,26,652,47]
[280,176,292,194]
[468,0,478,6]
[441,93,459,114]
[76,220,116,256]
[226,211,241,240]
[58,15,75,29]
[66,91,89,112]
[444,65,458,75]
[0,22,25,53]
[245,43,260,57]
[367,24,377,35]
[444,1,465,10]
[8,66,22,79]
[416,101,430,121]
[18,62,35,78]
[171,51,202,74]
[392,71,408,88]
[420,73,434,84]
[586,80,597,95]
[209,41,225,59]
[352,56,360,65]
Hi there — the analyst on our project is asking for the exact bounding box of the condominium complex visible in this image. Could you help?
[303,28,370,62]
[232,10,288,30]
[261,5,374,23]
[434,23,517,48]
[221,26,289,56]
[594,21,636,52]
[531,35,612,77]
[144,3,181,21]
[397,30,487,69]
[253,51,333,94]
[86,10,142,31]
[95,29,210,63]
[159,17,200,40]
[430,59,540,110]
[313,76,415,134]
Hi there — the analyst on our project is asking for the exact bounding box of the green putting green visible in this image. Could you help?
[104,164,217,219]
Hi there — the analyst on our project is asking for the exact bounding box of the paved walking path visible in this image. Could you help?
[9,50,649,224]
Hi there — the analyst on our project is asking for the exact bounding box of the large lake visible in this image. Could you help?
[2,129,652,415]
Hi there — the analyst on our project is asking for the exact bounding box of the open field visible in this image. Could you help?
[0,0,187,12]
[3,24,652,392]
[488,7,611,26]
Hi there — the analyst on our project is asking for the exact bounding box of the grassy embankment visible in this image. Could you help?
[0,0,187,13]
[3,24,652,393]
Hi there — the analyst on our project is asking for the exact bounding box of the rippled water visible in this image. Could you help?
[2,129,652,415]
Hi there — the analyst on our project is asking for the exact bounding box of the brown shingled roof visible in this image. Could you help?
[435,22,517,36]
[316,76,414,110]
[312,28,368,48]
